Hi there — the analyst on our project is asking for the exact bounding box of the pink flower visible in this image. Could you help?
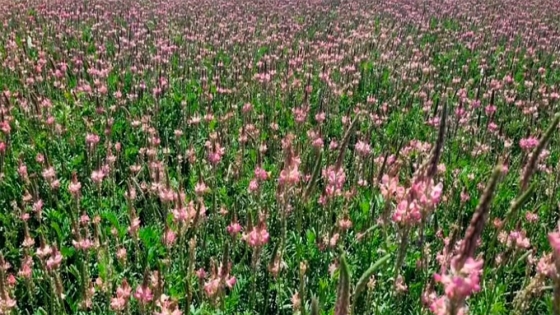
[85,133,100,146]
[134,285,153,304]
[279,156,302,186]
[159,188,175,203]
[50,179,61,190]
[111,279,132,311]
[0,122,10,135]
[355,140,371,156]
[91,169,105,184]
[17,164,27,179]
[519,137,539,151]
[72,238,94,251]
[254,167,268,181]
[537,254,555,277]
[329,233,340,248]
[292,106,309,123]
[33,199,44,215]
[36,244,52,258]
[172,207,189,224]
[225,276,236,288]
[434,257,482,300]
[110,296,127,311]
[380,175,401,200]
[155,294,182,315]
[338,218,352,230]
[46,248,63,270]
[322,165,346,198]
[206,142,225,165]
[242,103,253,113]
[248,179,259,192]
[395,275,408,293]
[36,153,45,163]
[18,256,33,279]
[311,137,324,149]
[291,292,301,310]
[548,232,560,253]
[244,223,270,247]
[315,112,326,123]
[0,296,16,312]
[68,180,81,196]
[5,274,14,287]
[525,211,538,223]
[429,296,451,315]
[42,167,56,181]
[460,190,470,203]
[194,181,209,195]
[116,248,127,262]
[203,278,220,298]
[125,187,137,200]
[196,268,207,280]
[163,229,177,247]
[484,105,496,115]
[128,218,141,236]
[430,182,444,204]
[508,230,531,249]
[80,214,90,225]
[227,222,242,236]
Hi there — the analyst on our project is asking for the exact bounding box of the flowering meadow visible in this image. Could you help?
[1,0,560,314]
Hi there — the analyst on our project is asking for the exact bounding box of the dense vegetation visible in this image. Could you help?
[0,0,560,314]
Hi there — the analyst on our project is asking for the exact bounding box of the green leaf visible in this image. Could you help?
[352,253,391,313]
[335,255,351,315]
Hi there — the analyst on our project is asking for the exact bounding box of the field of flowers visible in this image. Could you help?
[1,0,560,314]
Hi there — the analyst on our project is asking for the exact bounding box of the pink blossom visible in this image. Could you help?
[91,169,105,184]
[254,167,269,181]
[548,232,560,253]
[163,229,177,247]
[46,247,63,270]
[206,142,225,165]
[203,278,220,298]
[68,180,81,196]
[172,207,189,224]
[17,163,28,179]
[311,137,324,149]
[227,222,242,236]
[315,112,326,123]
[18,256,33,279]
[279,156,301,186]
[128,218,141,236]
[338,218,353,230]
[110,295,127,311]
[519,137,539,151]
[42,167,56,181]
[242,103,253,113]
[225,276,236,288]
[434,257,482,300]
[194,181,209,195]
[244,223,270,247]
[86,133,100,146]
[134,285,153,304]
[36,244,52,258]
[196,268,207,280]
[355,140,371,156]
[33,199,44,215]
[155,294,182,315]
[248,179,259,192]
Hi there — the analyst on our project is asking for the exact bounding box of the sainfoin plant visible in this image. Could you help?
[1,0,560,314]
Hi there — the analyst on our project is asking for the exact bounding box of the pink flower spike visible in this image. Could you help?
[548,232,560,253]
